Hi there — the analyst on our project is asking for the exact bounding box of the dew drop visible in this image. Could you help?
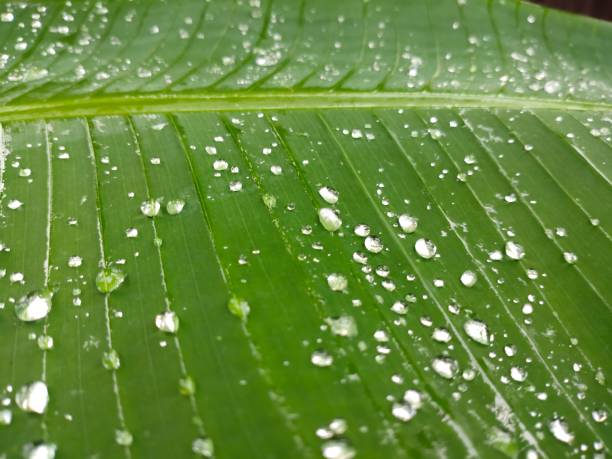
[398,214,418,233]
[140,199,160,217]
[37,335,54,350]
[592,409,607,423]
[392,402,416,422]
[544,80,561,94]
[15,289,53,322]
[0,409,12,426]
[432,357,458,379]
[327,273,347,291]
[96,267,126,293]
[510,366,527,382]
[15,381,49,414]
[229,181,242,192]
[115,429,133,446]
[319,208,342,232]
[391,301,408,315]
[463,319,491,345]
[321,439,356,459]
[155,311,180,333]
[166,199,185,215]
[7,199,23,210]
[460,270,477,287]
[414,238,436,259]
[227,296,250,320]
[505,241,525,260]
[549,418,573,444]
[319,186,339,204]
[563,252,577,264]
[311,349,333,367]
[22,443,57,459]
[364,236,383,254]
[270,165,283,175]
[432,328,452,343]
[179,376,196,396]
[192,437,214,457]
[67,256,82,268]
[102,349,121,370]
[213,160,228,171]
[354,224,370,237]
[326,316,357,337]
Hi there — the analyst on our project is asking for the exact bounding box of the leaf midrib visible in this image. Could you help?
[1,91,611,122]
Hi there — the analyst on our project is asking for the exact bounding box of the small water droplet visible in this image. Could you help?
[270,165,283,175]
[178,376,196,396]
[354,224,370,237]
[22,443,57,459]
[15,289,53,322]
[460,270,477,287]
[398,214,418,233]
[319,208,342,232]
[414,238,436,259]
[505,241,525,260]
[510,366,527,382]
[155,311,180,333]
[8,199,23,210]
[319,186,339,204]
[563,252,577,264]
[213,160,228,171]
[392,402,416,422]
[166,199,185,215]
[311,349,333,367]
[15,381,49,414]
[115,429,133,446]
[327,273,347,291]
[140,199,160,217]
[321,439,356,459]
[432,328,452,343]
[544,80,561,94]
[592,409,607,423]
[67,256,82,268]
[391,301,408,315]
[229,181,242,192]
[464,319,491,345]
[0,409,12,426]
[37,335,54,350]
[96,267,126,293]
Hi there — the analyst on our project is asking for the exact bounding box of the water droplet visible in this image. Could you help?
[464,319,491,345]
[311,349,333,367]
[319,208,342,232]
[213,160,228,171]
[327,316,357,337]
[364,236,383,254]
[229,181,242,192]
[68,256,82,268]
[178,376,196,396]
[270,165,283,175]
[15,289,53,322]
[102,349,121,370]
[391,301,408,315]
[0,409,12,426]
[403,389,423,409]
[414,238,436,259]
[227,296,250,320]
[155,311,179,333]
[37,335,54,350]
[548,418,573,444]
[432,357,458,379]
[544,80,561,94]
[8,199,23,210]
[22,443,57,459]
[96,267,126,293]
[592,409,607,423]
[166,199,185,215]
[460,270,477,287]
[354,224,370,237]
[398,214,418,233]
[140,199,160,217]
[432,328,452,343]
[319,186,339,204]
[510,366,527,382]
[327,273,347,291]
[321,439,356,459]
[126,227,138,238]
[192,437,214,457]
[15,381,49,414]
[505,241,525,260]
[262,193,277,209]
[563,252,577,264]
[115,429,133,446]
[392,402,416,422]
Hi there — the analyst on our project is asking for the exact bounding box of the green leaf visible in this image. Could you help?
[0,0,610,458]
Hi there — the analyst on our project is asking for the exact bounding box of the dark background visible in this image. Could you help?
[531,0,612,21]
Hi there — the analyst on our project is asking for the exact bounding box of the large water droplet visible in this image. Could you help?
[227,296,250,321]
[192,437,214,457]
[319,186,339,204]
[15,381,49,414]
[505,241,525,260]
[432,357,458,379]
[15,289,53,322]
[548,418,573,444]
[140,199,160,217]
[415,238,436,259]
[326,316,357,337]
[364,236,383,254]
[155,311,180,333]
[319,208,342,232]
[96,267,126,293]
[398,214,418,233]
[464,319,491,345]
